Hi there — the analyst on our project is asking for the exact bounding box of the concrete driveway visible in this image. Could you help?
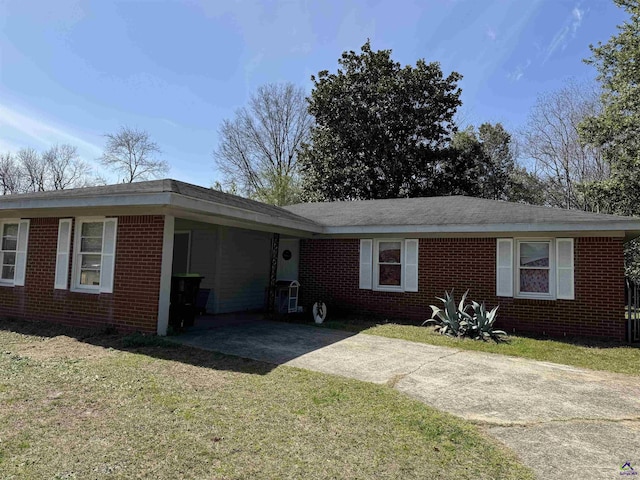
[174,320,640,480]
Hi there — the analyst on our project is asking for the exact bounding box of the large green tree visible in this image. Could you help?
[580,0,640,215]
[299,41,463,201]
[451,123,537,203]
[478,123,514,200]
[580,0,640,279]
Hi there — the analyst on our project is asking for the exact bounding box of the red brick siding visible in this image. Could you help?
[299,237,626,341]
[0,215,164,333]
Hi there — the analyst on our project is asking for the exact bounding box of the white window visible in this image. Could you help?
[0,222,19,283]
[497,237,574,301]
[361,239,419,292]
[516,240,555,298]
[375,239,403,291]
[0,220,29,287]
[72,218,117,293]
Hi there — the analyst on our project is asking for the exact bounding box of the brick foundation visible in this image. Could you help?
[299,237,626,341]
[0,215,164,333]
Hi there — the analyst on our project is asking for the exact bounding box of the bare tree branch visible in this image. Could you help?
[0,152,24,194]
[42,144,93,190]
[213,83,313,206]
[519,80,608,209]
[100,126,168,183]
[18,147,47,192]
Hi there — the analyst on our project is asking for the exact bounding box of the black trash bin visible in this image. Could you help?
[169,274,204,329]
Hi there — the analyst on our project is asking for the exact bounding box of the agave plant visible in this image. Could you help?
[423,290,473,337]
[423,290,507,343]
[470,301,507,342]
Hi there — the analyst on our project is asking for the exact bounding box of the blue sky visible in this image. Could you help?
[0,0,627,186]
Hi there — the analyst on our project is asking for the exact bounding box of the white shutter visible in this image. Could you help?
[359,239,373,289]
[404,239,419,292]
[55,219,72,289]
[496,238,513,297]
[556,238,574,300]
[99,218,117,293]
[14,220,30,286]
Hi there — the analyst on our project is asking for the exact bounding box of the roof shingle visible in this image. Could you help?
[283,196,637,228]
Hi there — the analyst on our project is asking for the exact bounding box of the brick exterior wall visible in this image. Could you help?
[299,237,627,341]
[0,215,165,333]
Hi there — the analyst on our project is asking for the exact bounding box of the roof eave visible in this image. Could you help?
[167,193,323,234]
[0,191,323,235]
[0,192,173,210]
[319,222,640,237]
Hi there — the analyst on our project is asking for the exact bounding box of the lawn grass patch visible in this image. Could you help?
[0,319,533,479]
[356,323,640,376]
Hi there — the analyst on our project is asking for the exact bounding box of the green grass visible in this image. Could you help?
[0,319,533,480]
[317,318,640,376]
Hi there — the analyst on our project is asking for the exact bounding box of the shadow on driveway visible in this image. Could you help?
[0,316,358,376]
[174,318,358,365]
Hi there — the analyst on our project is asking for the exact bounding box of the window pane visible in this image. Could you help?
[3,224,18,238]
[81,222,103,237]
[379,242,401,263]
[2,234,17,251]
[1,265,15,280]
[81,237,102,253]
[520,269,549,293]
[379,264,402,286]
[81,254,102,269]
[2,223,18,251]
[80,270,100,286]
[3,252,16,266]
[520,242,549,267]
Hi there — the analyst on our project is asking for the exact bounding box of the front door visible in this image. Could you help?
[276,238,299,281]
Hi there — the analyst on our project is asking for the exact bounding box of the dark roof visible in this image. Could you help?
[283,196,638,228]
[0,179,319,227]
[3,181,639,235]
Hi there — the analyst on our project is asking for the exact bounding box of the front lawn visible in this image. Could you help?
[0,319,532,479]
[319,318,640,376]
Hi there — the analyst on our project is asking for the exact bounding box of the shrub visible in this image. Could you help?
[423,290,507,343]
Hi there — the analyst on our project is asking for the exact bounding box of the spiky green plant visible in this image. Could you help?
[422,290,473,337]
[469,301,507,342]
[424,290,507,343]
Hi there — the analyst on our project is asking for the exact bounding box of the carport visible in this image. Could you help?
[156,183,320,334]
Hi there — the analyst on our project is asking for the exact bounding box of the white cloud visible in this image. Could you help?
[486,27,497,41]
[572,6,584,33]
[544,4,585,63]
[508,59,532,81]
[0,102,102,161]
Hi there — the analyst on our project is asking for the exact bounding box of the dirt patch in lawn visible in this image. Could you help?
[13,335,118,361]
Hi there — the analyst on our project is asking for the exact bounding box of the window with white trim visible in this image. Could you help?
[517,240,553,297]
[0,222,18,282]
[375,240,403,290]
[72,218,117,293]
[0,219,29,287]
[497,237,574,301]
[78,221,103,287]
[360,238,419,292]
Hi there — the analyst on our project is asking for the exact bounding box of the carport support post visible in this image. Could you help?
[157,215,175,335]
[268,233,279,314]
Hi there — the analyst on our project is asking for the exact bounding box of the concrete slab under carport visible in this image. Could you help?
[172,320,640,479]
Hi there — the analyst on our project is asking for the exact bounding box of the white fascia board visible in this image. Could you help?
[166,193,324,234]
[0,192,173,211]
[0,191,323,234]
[320,222,640,236]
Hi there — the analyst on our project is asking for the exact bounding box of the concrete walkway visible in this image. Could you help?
[174,321,640,480]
